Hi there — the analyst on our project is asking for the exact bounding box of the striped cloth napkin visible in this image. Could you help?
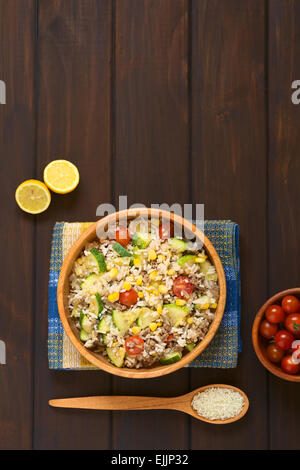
[48,220,241,370]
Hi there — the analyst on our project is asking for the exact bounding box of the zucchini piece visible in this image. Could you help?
[89,293,104,317]
[169,238,187,253]
[177,254,196,267]
[90,247,107,272]
[160,351,182,365]
[80,329,92,342]
[106,346,126,368]
[137,307,160,329]
[112,242,132,258]
[101,334,107,346]
[186,342,195,352]
[81,273,103,292]
[164,304,190,327]
[80,313,93,334]
[132,232,151,249]
[199,260,212,275]
[97,315,112,334]
[112,309,140,336]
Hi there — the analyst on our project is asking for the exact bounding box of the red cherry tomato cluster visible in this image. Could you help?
[259,295,300,375]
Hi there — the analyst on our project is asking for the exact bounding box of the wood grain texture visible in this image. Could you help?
[3,0,300,450]
[268,0,300,450]
[0,0,35,450]
[113,0,190,449]
[33,0,112,450]
[190,0,268,449]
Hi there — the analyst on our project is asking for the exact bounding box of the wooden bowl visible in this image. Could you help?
[252,288,300,382]
[57,208,226,378]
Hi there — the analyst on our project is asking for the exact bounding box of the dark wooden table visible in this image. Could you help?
[1,0,300,450]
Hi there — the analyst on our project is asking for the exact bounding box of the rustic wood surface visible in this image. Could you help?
[1,0,300,449]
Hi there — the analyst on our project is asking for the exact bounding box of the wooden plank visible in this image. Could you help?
[268,0,300,450]
[113,0,190,449]
[190,0,268,449]
[0,0,35,450]
[33,0,112,449]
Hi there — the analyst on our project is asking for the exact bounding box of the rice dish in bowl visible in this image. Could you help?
[68,217,221,369]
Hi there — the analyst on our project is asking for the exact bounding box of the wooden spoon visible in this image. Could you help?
[49,384,249,424]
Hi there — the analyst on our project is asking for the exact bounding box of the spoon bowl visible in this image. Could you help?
[49,384,249,425]
[178,384,249,424]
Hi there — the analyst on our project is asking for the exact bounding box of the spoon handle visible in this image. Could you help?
[49,395,185,411]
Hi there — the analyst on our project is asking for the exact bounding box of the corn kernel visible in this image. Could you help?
[167,268,175,276]
[133,258,141,267]
[157,322,162,327]
[156,275,162,281]
[149,270,157,280]
[113,341,118,347]
[195,254,207,263]
[110,267,119,278]
[138,291,144,298]
[148,249,157,261]
[77,257,83,265]
[108,292,119,302]
[211,302,218,309]
[149,322,158,332]
[158,254,166,263]
[153,289,159,296]
[201,303,210,310]
[186,317,194,324]
[123,281,131,291]
[158,284,168,294]
[132,326,141,335]
[136,276,143,286]
[157,304,163,315]
[176,299,186,306]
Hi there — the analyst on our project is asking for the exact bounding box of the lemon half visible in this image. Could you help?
[15,180,51,214]
[44,159,79,194]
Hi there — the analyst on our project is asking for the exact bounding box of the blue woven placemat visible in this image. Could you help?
[48,220,241,369]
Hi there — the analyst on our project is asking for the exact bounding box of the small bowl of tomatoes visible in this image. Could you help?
[252,288,300,382]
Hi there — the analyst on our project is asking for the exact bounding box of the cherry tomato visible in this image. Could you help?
[115,226,131,247]
[281,354,300,375]
[285,314,300,338]
[275,329,294,350]
[159,222,174,240]
[266,343,285,363]
[125,336,144,356]
[281,295,300,314]
[119,289,138,306]
[173,275,194,299]
[265,304,285,324]
[259,320,278,339]
[165,334,174,344]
